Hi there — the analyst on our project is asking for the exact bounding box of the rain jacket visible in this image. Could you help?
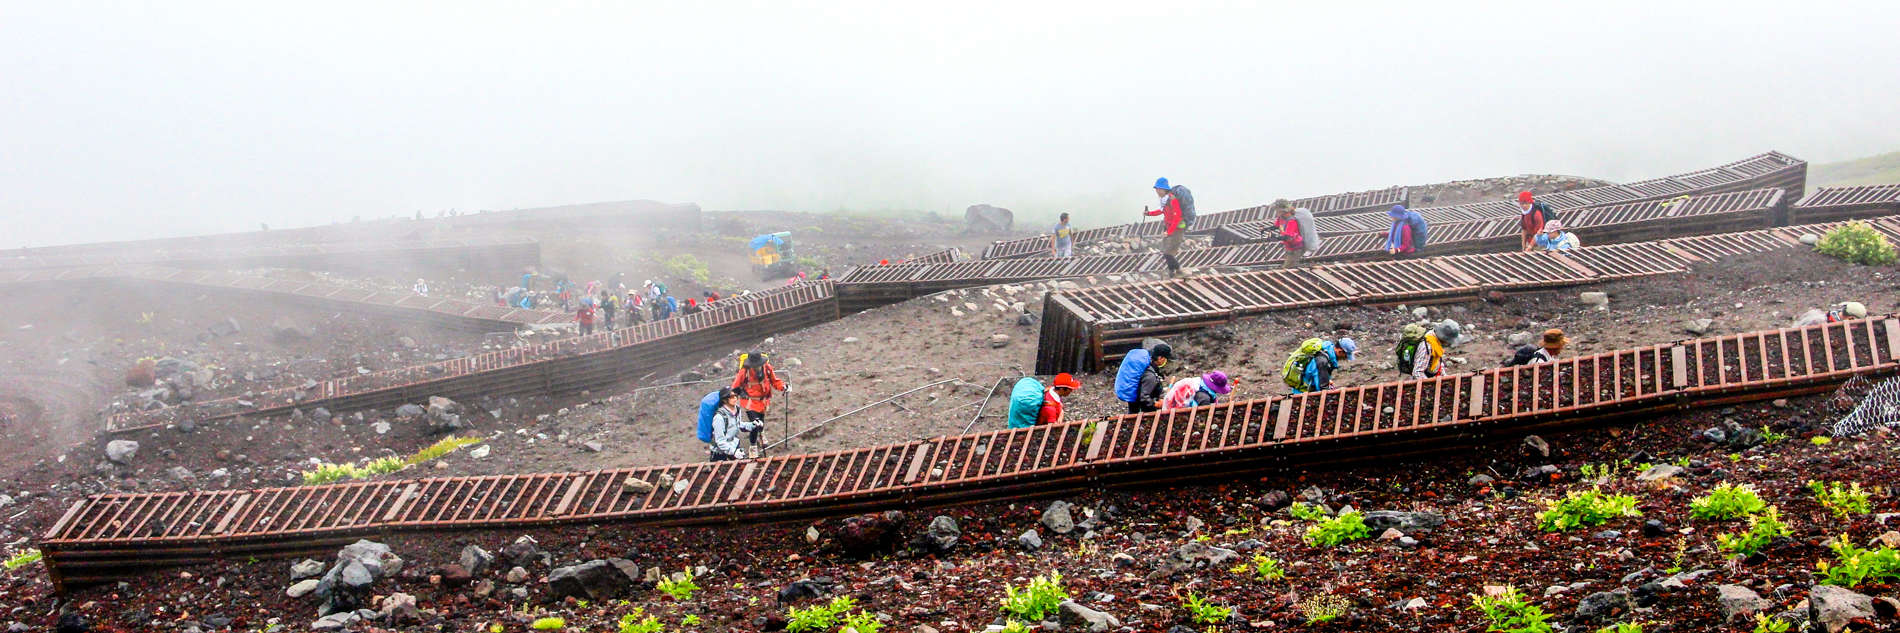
[709,404,760,458]
[1298,341,1342,393]
[731,364,787,414]
[1410,332,1448,380]
[1385,210,1429,254]
[1145,194,1185,235]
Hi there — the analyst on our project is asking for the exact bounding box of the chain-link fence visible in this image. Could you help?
[1832,375,1900,437]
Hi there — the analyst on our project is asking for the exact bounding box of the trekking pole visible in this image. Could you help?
[780,388,791,457]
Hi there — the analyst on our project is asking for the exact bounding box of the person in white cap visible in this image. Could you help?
[1533,219,1580,251]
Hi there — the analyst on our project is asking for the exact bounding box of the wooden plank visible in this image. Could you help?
[1670,345,1688,389]
[1429,259,1482,287]
[1885,319,1900,361]
[902,444,933,484]
[1467,375,1486,418]
[213,493,252,535]
[380,484,419,522]
[726,462,759,502]
[1272,399,1292,440]
[551,476,588,516]
[1307,267,1359,296]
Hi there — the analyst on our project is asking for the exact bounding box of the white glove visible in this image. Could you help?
[732,447,747,460]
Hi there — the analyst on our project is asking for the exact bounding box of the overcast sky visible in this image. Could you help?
[5,1,1899,247]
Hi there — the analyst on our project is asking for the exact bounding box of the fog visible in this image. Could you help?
[5,1,1899,247]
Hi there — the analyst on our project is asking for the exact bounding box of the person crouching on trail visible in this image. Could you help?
[731,351,787,449]
[1384,205,1428,258]
[1505,328,1568,366]
[708,388,760,461]
[1040,373,1080,425]
[1162,370,1232,409]
[1282,338,1356,394]
[1516,191,1558,251]
[1115,339,1173,414]
[1269,199,1323,267]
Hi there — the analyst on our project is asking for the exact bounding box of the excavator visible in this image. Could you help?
[748,232,799,280]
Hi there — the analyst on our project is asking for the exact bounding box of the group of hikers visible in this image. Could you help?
[1041,182,1587,271]
[499,272,738,335]
[695,351,789,461]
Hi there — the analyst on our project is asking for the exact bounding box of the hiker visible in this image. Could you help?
[1384,205,1428,258]
[1162,370,1233,409]
[1268,199,1323,267]
[1144,178,1194,276]
[520,270,536,292]
[1040,373,1080,425]
[1505,328,1568,366]
[1009,374,1078,428]
[412,278,429,296]
[575,300,596,336]
[1114,339,1173,414]
[682,298,702,316]
[1050,212,1076,258]
[731,351,787,448]
[1516,191,1559,251]
[1408,320,1463,380]
[600,291,618,331]
[707,388,760,461]
[1282,338,1357,394]
[1533,220,1580,251]
[1796,301,1869,327]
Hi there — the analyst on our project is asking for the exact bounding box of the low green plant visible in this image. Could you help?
[1181,592,1232,625]
[1001,572,1069,622]
[298,435,485,485]
[618,608,663,633]
[1303,511,1371,547]
[1808,480,1873,518]
[998,622,1033,633]
[1299,593,1349,625]
[680,614,700,628]
[1469,586,1554,633]
[531,617,566,630]
[839,612,881,633]
[1690,483,1768,521]
[1811,436,1832,446]
[1759,426,1788,444]
[1247,553,1285,581]
[1814,221,1898,266]
[1579,460,1631,485]
[664,254,713,284]
[1815,533,1900,588]
[4,549,43,571]
[657,568,699,601]
[1536,488,1640,532]
[1752,614,1792,633]
[1598,624,1644,633]
[786,602,839,633]
[1717,506,1791,556]
[1288,502,1329,521]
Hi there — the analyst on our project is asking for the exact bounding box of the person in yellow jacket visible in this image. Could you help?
[1410,320,1463,380]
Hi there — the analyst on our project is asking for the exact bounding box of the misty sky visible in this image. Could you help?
[5,1,1900,247]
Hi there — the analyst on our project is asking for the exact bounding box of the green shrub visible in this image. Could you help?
[1536,489,1640,532]
[1303,511,1371,547]
[298,435,485,485]
[680,614,700,628]
[1288,502,1329,521]
[1716,506,1791,556]
[657,568,699,601]
[1814,221,1898,266]
[1180,592,1231,625]
[1690,483,1767,521]
[1299,593,1349,625]
[839,612,881,633]
[786,603,839,633]
[1815,534,1900,588]
[997,622,1033,633]
[531,617,566,630]
[1598,624,1644,633]
[1245,553,1285,581]
[1469,586,1554,633]
[1000,573,1069,622]
[3,549,41,571]
[1808,480,1873,518]
[1752,614,1792,633]
[664,254,712,284]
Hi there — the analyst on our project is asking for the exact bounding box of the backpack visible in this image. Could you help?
[1395,323,1428,374]
[1280,338,1324,391]
[696,390,720,443]
[1007,377,1045,428]
[1172,185,1197,227]
[1503,345,1540,367]
[1114,348,1153,403]
[1533,201,1559,225]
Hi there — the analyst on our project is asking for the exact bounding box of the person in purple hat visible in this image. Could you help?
[1161,370,1234,410]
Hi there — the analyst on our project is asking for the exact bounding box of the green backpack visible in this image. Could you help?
[1395,323,1429,374]
[1280,338,1324,391]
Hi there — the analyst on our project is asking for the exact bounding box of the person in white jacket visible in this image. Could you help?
[709,388,761,461]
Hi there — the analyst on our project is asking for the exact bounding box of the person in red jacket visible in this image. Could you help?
[1038,373,1081,426]
[1516,191,1555,251]
[575,301,596,336]
[730,351,787,447]
[1145,177,1187,276]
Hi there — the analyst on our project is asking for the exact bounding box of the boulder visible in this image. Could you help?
[835,511,906,556]
[1636,464,1684,482]
[394,404,425,419]
[915,515,959,553]
[1149,541,1238,579]
[1716,584,1769,621]
[1522,435,1550,457]
[1578,292,1609,306]
[1057,601,1122,633]
[290,559,326,580]
[206,317,241,337]
[964,204,1014,234]
[1362,511,1445,533]
[505,566,529,583]
[1019,530,1043,551]
[270,317,310,340]
[623,477,655,494]
[459,544,494,575]
[547,558,642,601]
[1574,589,1635,622]
[1042,501,1076,534]
[379,592,421,625]
[104,440,139,464]
[500,535,550,568]
[1799,233,1821,245]
[1809,584,1876,633]
[1257,490,1292,510]
[314,540,403,615]
[286,578,320,598]
[988,334,1011,348]
[1685,319,1716,336]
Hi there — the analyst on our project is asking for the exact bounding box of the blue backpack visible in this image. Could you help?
[696,391,720,443]
[1114,348,1153,403]
[1007,377,1045,429]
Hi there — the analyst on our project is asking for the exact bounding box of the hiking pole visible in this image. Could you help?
[779,388,791,458]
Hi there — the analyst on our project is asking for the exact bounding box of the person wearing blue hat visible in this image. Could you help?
[1384,205,1429,258]
[1305,337,1357,393]
[1144,177,1194,276]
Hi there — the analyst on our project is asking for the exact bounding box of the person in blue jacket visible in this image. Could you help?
[1296,338,1357,394]
[1383,205,1429,258]
[1115,339,1173,414]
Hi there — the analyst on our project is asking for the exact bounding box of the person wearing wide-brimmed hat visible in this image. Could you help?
[1506,328,1570,366]
[1162,370,1235,410]
[1411,321,1462,380]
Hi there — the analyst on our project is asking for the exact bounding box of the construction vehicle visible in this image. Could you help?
[749,232,798,280]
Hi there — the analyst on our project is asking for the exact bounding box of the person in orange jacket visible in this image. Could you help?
[730,351,787,447]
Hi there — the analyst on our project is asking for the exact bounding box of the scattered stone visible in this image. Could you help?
[313,540,403,615]
[1578,291,1609,306]
[842,337,861,344]
[379,592,420,624]
[165,466,194,481]
[1637,463,1685,482]
[500,535,550,568]
[468,444,490,459]
[1019,530,1043,551]
[394,404,425,419]
[1799,233,1821,246]
[1643,520,1670,537]
[1110,553,1136,568]
[915,515,960,553]
[290,559,325,580]
[104,440,139,464]
[1149,541,1238,579]
[1468,474,1495,486]
[1362,511,1446,533]
[1183,516,1205,535]
[1522,435,1550,457]
[583,441,604,453]
[1041,501,1076,534]
[623,477,655,494]
[505,566,529,583]
[207,317,241,337]
[1809,584,1876,633]
[270,317,310,340]
[1716,584,1769,621]
[1685,318,1716,336]
[1575,589,1635,622]
[459,544,494,575]
[1057,601,1122,633]
[286,578,321,598]
[547,558,642,600]
[835,511,906,556]
[988,334,1011,348]
[1257,490,1292,510]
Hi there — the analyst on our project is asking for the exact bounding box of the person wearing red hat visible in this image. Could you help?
[1038,373,1081,425]
[1515,191,1558,251]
